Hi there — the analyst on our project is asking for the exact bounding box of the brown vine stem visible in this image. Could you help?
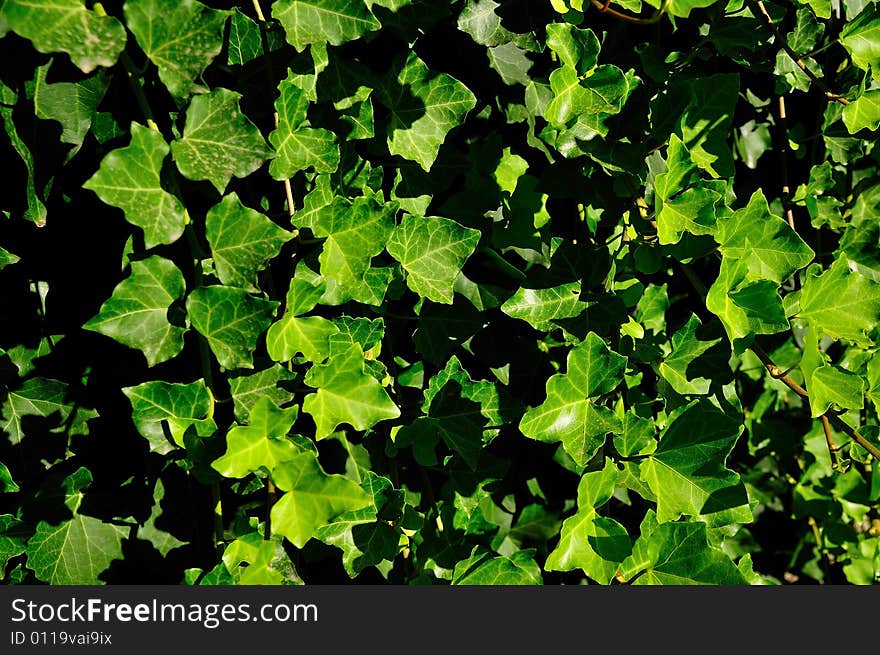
[746,0,849,105]
[252,0,298,230]
[678,262,880,461]
[750,343,880,460]
[777,96,796,231]
[590,0,666,24]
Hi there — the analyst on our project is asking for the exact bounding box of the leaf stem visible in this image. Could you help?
[746,0,849,105]
[251,0,298,229]
[590,0,667,24]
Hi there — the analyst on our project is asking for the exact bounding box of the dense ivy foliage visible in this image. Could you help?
[1,0,879,585]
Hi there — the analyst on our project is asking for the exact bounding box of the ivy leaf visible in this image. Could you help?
[545,23,599,74]
[807,365,866,418]
[212,397,302,478]
[0,246,20,271]
[0,462,19,493]
[716,190,815,283]
[0,515,28,580]
[615,411,656,458]
[658,315,723,395]
[520,333,627,467]
[269,73,340,179]
[83,255,186,367]
[315,472,401,577]
[270,450,372,547]
[84,123,186,248]
[227,9,283,66]
[545,64,628,137]
[171,88,272,193]
[205,193,293,292]
[676,74,740,178]
[387,214,481,304]
[228,365,297,423]
[267,277,340,363]
[707,259,789,345]
[26,514,126,584]
[221,532,301,584]
[656,185,721,245]
[0,82,47,225]
[798,254,880,346]
[452,548,542,584]
[843,89,880,133]
[500,282,586,330]
[376,52,476,171]
[1,377,81,445]
[639,400,752,526]
[545,459,632,584]
[272,0,380,51]
[644,0,720,18]
[303,194,397,304]
[122,379,215,453]
[619,511,746,584]
[3,0,126,73]
[124,0,230,98]
[303,343,399,439]
[840,3,880,81]
[137,479,186,557]
[186,286,279,370]
[33,63,108,151]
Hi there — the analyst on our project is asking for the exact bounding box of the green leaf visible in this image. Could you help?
[221,532,301,584]
[500,282,586,330]
[4,0,126,73]
[545,64,628,137]
[212,397,302,478]
[545,23,600,74]
[843,89,880,133]
[33,62,108,151]
[807,365,866,418]
[84,123,186,248]
[315,472,401,577]
[487,43,534,86]
[124,0,230,98]
[303,194,397,304]
[520,333,627,467]
[376,52,476,171]
[266,277,340,363]
[0,462,20,493]
[658,315,723,395]
[799,254,880,345]
[545,459,632,584]
[0,515,28,580]
[205,193,293,292]
[171,88,272,193]
[122,379,215,452]
[137,479,186,557]
[387,214,481,304]
[303,343,400,439]
[672,74,740,178]
[797,0,830,19]
[615,411,656,458]
[644,0,720,18]
[716,190,815,283]
[227,9,283,66]
[1,377,76,445]
[639,400,752,526]
[840,3,880,81]
[272,0,380,51]
[0,246,21,271]
[452,548,542,585]
[270,450,372,547]
[228,364,297,423]
[269,72,340,179]
[656,185,721,245]
[26,514,126,584]
[619,511,746,584]
[83,255,186,367]
[788,7,823,54]
[186,286,279,370]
